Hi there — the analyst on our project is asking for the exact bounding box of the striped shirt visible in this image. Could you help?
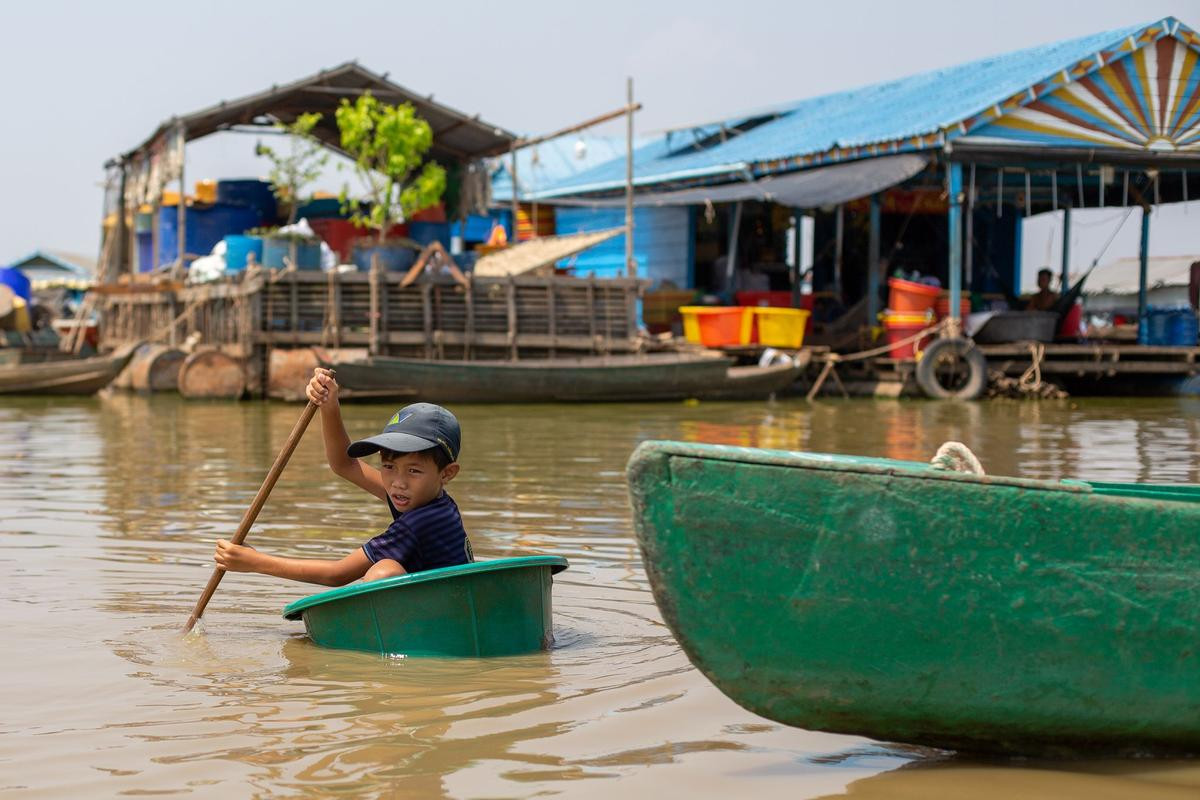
[362,491,473,574]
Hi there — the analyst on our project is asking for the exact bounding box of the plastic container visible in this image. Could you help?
[216,179,278,223]
[751,307,811,348]
[136,231,154,273]
[353,239,419,272]
[194,179,218,204]
[888,277,940,314]
[157,202,262,268]
[282,556,569,657]
[881,312,934,359]
[1140,307,1200,346]
[223,235,263,271]
[262,236,322,270]
[680,306,751,347]
[935,293,972,320]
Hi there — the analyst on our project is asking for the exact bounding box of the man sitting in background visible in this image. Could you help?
[1026,268,1058,311]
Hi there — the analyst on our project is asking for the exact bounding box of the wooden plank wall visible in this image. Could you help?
[96,270,644,361]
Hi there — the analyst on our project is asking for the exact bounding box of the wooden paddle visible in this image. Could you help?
[183,396,321,633]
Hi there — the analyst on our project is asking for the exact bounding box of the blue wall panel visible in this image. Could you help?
[554,207,692,287]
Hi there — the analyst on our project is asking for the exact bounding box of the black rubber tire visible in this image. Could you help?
[915,337,987,400]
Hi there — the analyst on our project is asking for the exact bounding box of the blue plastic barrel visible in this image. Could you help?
[352,241,417,272]
[216,179,278,223]
[408,221,451,249]
[1140,307,1199,346]
[224,235,263,271]
[136,232,154,272]
[262,237,322,270]
[158,203,262,267]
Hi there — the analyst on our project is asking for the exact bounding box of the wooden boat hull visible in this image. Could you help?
[0,343,139,395]
[325,354,801,403]
[282,556,568,657]
[626,441,1200,756]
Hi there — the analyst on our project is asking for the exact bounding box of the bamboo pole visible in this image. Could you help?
[183,398,321,633]
[625,77,635,277]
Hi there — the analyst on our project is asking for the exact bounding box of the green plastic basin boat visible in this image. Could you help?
[627,440,1200,756]
[282,556,568,657]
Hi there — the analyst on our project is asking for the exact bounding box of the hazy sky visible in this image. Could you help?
[2,0,1197,275]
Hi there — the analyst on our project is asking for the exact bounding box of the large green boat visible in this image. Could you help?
[626,441,1200,756]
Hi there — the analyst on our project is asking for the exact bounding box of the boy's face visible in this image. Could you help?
[379,452,459,512]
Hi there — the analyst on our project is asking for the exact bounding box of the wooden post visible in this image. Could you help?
[289,270,299,345]
[947,162,964,326]
[833,204,844,299]
[625,76,635,277]
[177,124,187,276]
[421,283,433,359]
[965,163,975,289]
[1137,204,1151,326]
[1060,205,1072,298]
[464,274,475,360]
[510,145,520,244]
[368,254,380,355]
[546,279,557,357]
[587,276,597,352]
[867,194,881,324]
[725,200,744,293]
[506,277,518,360]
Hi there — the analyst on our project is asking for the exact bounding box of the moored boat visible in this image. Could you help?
[626,440,1200,756]
[321,352,803,403]
[283,556,569,657]
[0,342,139,395]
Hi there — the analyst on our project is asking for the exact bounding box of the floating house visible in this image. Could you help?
[91,64,647,398]
[518,17,1200,335]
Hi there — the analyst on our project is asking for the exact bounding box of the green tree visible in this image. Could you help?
[335,93,446,244]
[255,112,329,224]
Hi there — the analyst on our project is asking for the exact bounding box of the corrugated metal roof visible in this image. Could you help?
[536,18,1178,198]
[491,134,655,202]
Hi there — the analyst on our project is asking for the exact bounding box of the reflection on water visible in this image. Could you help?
[1,393,1199,797]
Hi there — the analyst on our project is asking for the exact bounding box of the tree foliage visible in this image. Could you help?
[335,93,446,243]
[254,112,329,224]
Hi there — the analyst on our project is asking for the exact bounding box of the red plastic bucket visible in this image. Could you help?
[935,293,972,320]
[882,312,933,359]
[888,278,939,314]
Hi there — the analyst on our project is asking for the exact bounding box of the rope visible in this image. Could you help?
[806,318,950,400]
[986,341,1068,399]
[930,442,986,475]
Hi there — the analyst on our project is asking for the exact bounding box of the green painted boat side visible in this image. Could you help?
[626,440,1200,756]
[282,556,568,658]
[323,353,802,403]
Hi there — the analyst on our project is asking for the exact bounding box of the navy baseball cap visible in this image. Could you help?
[347,403,461,462]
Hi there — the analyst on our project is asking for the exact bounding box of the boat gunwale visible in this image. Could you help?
[351,353,735,370]
[281,555,569,620]
[628,440,1104,496]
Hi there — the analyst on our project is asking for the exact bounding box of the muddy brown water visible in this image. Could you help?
[2,393,1199,798]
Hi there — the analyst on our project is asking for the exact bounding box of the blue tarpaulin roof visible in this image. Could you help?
[531,18,1179,199]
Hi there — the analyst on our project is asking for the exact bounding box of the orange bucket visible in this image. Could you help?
[887,278,939,314]
[935,293,972,320]
[881,312,934,359]
[680,306,751,347]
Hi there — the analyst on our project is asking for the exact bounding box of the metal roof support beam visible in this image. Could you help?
[1137,206,1151,327]
[965,165,975,289]
[1060,205,1072,298]
[947,162,964,328]
[791,210,805,308]
[867,194,882,324]
[833,205,844,299]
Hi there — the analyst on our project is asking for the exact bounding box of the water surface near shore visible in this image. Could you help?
[1,394,1198,798]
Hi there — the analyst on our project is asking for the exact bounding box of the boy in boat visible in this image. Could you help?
[213,368,473,585]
